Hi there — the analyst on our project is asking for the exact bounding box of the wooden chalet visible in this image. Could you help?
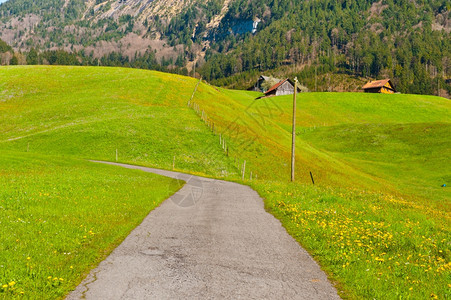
[265,78,301,97]
[362,79,397,94]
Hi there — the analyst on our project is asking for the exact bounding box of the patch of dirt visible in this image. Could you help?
[432,12,450,33]
[62,0,70,9]
[368,1,388,20]
[206,0,232,30]
[412,21,423,30]
[0,14,41,47]
[370,23,384,34]
[80,32,181,61]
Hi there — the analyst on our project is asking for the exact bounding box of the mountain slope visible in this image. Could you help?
[0,0,449,96]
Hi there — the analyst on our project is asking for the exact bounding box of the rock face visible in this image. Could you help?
[84,0,193,23]
[0,0,237,62]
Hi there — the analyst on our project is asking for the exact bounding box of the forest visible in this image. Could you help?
[195,0,450,95]
[0,0,449,95]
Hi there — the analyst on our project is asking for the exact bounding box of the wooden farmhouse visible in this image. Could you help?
[362,79,397,94]
[265,78,302,97]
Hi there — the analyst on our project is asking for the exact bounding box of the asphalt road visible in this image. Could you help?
[67,162,340,300]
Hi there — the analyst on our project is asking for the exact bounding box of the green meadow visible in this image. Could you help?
[0,151,179,299]
[0,66,449,299]
[0,66,235,175]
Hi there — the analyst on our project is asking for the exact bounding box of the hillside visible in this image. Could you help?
[0,0,449,96]
[0,66,449,298]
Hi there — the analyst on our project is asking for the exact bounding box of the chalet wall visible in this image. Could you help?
[275,81,295,96]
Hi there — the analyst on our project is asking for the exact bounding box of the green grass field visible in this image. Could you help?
[1,65,449,299]
[198,89,450,299]
[0,66,235,176]
[0,151,180,299]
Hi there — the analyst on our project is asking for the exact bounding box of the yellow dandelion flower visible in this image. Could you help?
[8,281,15,287]
[26,257,31,260]
[2,284,8,289]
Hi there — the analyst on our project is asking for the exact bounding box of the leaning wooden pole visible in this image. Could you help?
[291,77,298,182]
[188,77,202,107]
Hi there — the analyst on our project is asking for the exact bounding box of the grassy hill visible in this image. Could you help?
[0,66,235,176]
[0,66,449,299]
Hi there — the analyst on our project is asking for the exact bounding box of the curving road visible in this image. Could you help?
[67,162,340,300]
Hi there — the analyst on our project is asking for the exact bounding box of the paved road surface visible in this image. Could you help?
[67,162,340,299]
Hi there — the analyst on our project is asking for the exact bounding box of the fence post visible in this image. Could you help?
[189,77,202,107]
[310,171,315,185]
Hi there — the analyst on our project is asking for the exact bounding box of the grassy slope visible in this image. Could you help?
[0,66,235,176]
[187,88,451,299]
[197,88,450,197]
[1,66,450,299]
[0,151,180,299]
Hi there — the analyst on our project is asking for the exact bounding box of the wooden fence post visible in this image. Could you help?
[189,77,202,107]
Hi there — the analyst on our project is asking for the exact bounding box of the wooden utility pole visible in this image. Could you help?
[291,77,298,182]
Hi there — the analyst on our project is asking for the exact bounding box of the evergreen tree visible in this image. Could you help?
[9,55,18,65]
[26,48,38,65]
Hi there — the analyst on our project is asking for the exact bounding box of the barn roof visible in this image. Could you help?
[265,79,289,94]
[362,79,394,90]
[265,78,302,95]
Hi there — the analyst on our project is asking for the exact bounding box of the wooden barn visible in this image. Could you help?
[265,78,301,97]
[362,79,397,94]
